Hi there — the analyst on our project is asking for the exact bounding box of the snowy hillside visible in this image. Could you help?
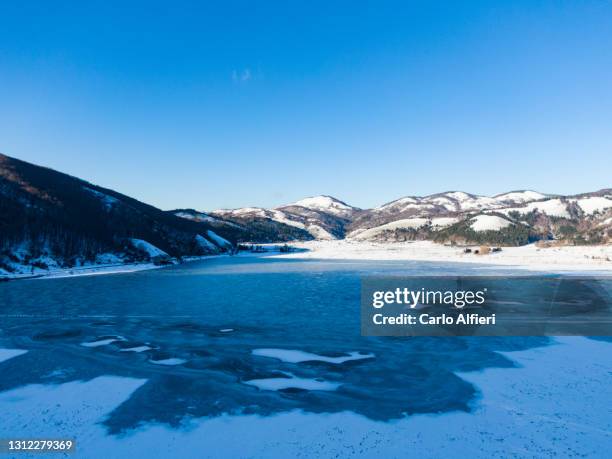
[207,195,359,241]
[0,154,234,278]
[350,189,612,245]
[192,189,612,246]
[469,215,513,232]
[287,195,357,217]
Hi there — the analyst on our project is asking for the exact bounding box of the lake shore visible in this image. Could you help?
[1,261,163,281]
[0,255,221,281]
[3,240,611,281]
[272,240,612,272]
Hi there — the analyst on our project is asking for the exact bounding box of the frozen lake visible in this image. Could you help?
[0,256,610,458]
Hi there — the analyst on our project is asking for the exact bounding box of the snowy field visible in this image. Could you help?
[272,240,612,272]
[0,336,610,458]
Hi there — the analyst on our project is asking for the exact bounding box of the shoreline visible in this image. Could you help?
[0,261,163,282]
[3,240,612,281]
[271,240,612,273]
[0,253,249,282]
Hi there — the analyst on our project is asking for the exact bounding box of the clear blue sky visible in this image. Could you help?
[1,1,611,210]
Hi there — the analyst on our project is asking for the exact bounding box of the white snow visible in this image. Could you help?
[374,197,426,213]
[430,217,458,228]
[252,349,375,364]
[500,198,570,218]
[306,225,336,240]
[206,230,231,248]
[470,215,512,232]
[130,239,169,258]
[210,207,336,240]
[437,192,498,211]
[289,196,353,215]
[573,196,612,215]
[243,373,341,391]
[213,207,267,217]
[174,211,217,223]
[444,191,473,202]
[423,196,457,210]
[350,217,457,240]
[195,234,217,251]
[376,192,503,214]
[0,348,27,363]
[271,240,612,272]
[269,210,307,230]
[494,190,547,203]
[351,218,429,240]
[599,217,612,226]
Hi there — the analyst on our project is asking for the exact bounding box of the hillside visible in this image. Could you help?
[348,190,612,246]
[0,154,236,276]
[197,195,360,241]
[196,189,612,247]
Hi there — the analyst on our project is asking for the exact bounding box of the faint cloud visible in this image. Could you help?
[232,68,252,83]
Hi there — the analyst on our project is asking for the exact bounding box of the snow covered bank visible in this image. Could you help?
[271,240,612,272]
[0,253,232,281]
[0,337,609,457]
[1,261,163,281]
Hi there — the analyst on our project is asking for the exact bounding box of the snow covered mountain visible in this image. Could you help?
[205,196,361,240]
[285,195,357,218]
[348,189,612,245]
[371,190,549,217]
[197,189,612,246]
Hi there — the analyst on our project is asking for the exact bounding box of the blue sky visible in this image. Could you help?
[1,1,611,210]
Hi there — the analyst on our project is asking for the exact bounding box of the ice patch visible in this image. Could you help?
[0,348,27,363]
[0,338,610,457]
[252,349,375,364]
[149,358,187,366]
[81,337,125,348]
[243,373,340,391]
[120,346,154,353]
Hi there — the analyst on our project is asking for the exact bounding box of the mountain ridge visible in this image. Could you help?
[182,189,612,246]
[1,154,610,276]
